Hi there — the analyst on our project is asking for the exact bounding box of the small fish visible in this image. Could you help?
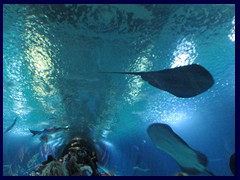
[5,117,17,133]
[29,126,69,136]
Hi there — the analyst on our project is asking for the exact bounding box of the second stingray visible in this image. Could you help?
[147,123,214,176]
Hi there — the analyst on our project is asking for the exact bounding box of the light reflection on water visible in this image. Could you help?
[170,37,197,68]
[228,16,235,42]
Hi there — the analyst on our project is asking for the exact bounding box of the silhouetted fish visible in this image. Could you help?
[147,123,214,176]
[100,64,214,98]
[4,117,17,133]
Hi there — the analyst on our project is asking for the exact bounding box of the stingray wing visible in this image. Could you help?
[147,123,214,175]
[139,64,214,98]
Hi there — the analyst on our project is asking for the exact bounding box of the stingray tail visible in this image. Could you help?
[99,71,141,75]
[204,169,215,176]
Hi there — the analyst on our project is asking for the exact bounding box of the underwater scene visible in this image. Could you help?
[3,4,235,176]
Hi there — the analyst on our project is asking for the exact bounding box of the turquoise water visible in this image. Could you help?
[3,4,235,176]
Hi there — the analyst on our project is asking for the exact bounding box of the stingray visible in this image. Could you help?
[100,64,214,98]
[5,117,17,133]
[147,123,214,176]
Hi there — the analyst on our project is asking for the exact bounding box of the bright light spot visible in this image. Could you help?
[161,112,188,125]
[150,109,188,125]
[228,17,235,42]
[23,15,61,111]
[101,140,114,148]
[171,38,197,68]
[48,137,64,147]
[6,127,30,136]
[101,128,111,138]
[144,96,193,126]
[125,55,153,104]
[14,105,35,116]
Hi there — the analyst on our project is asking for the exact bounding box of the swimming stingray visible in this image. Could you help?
[147,123,214,176]
[100,64,214,98]
[4,117,17,133]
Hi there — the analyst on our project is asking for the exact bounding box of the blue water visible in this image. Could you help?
[3,4,235,176]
